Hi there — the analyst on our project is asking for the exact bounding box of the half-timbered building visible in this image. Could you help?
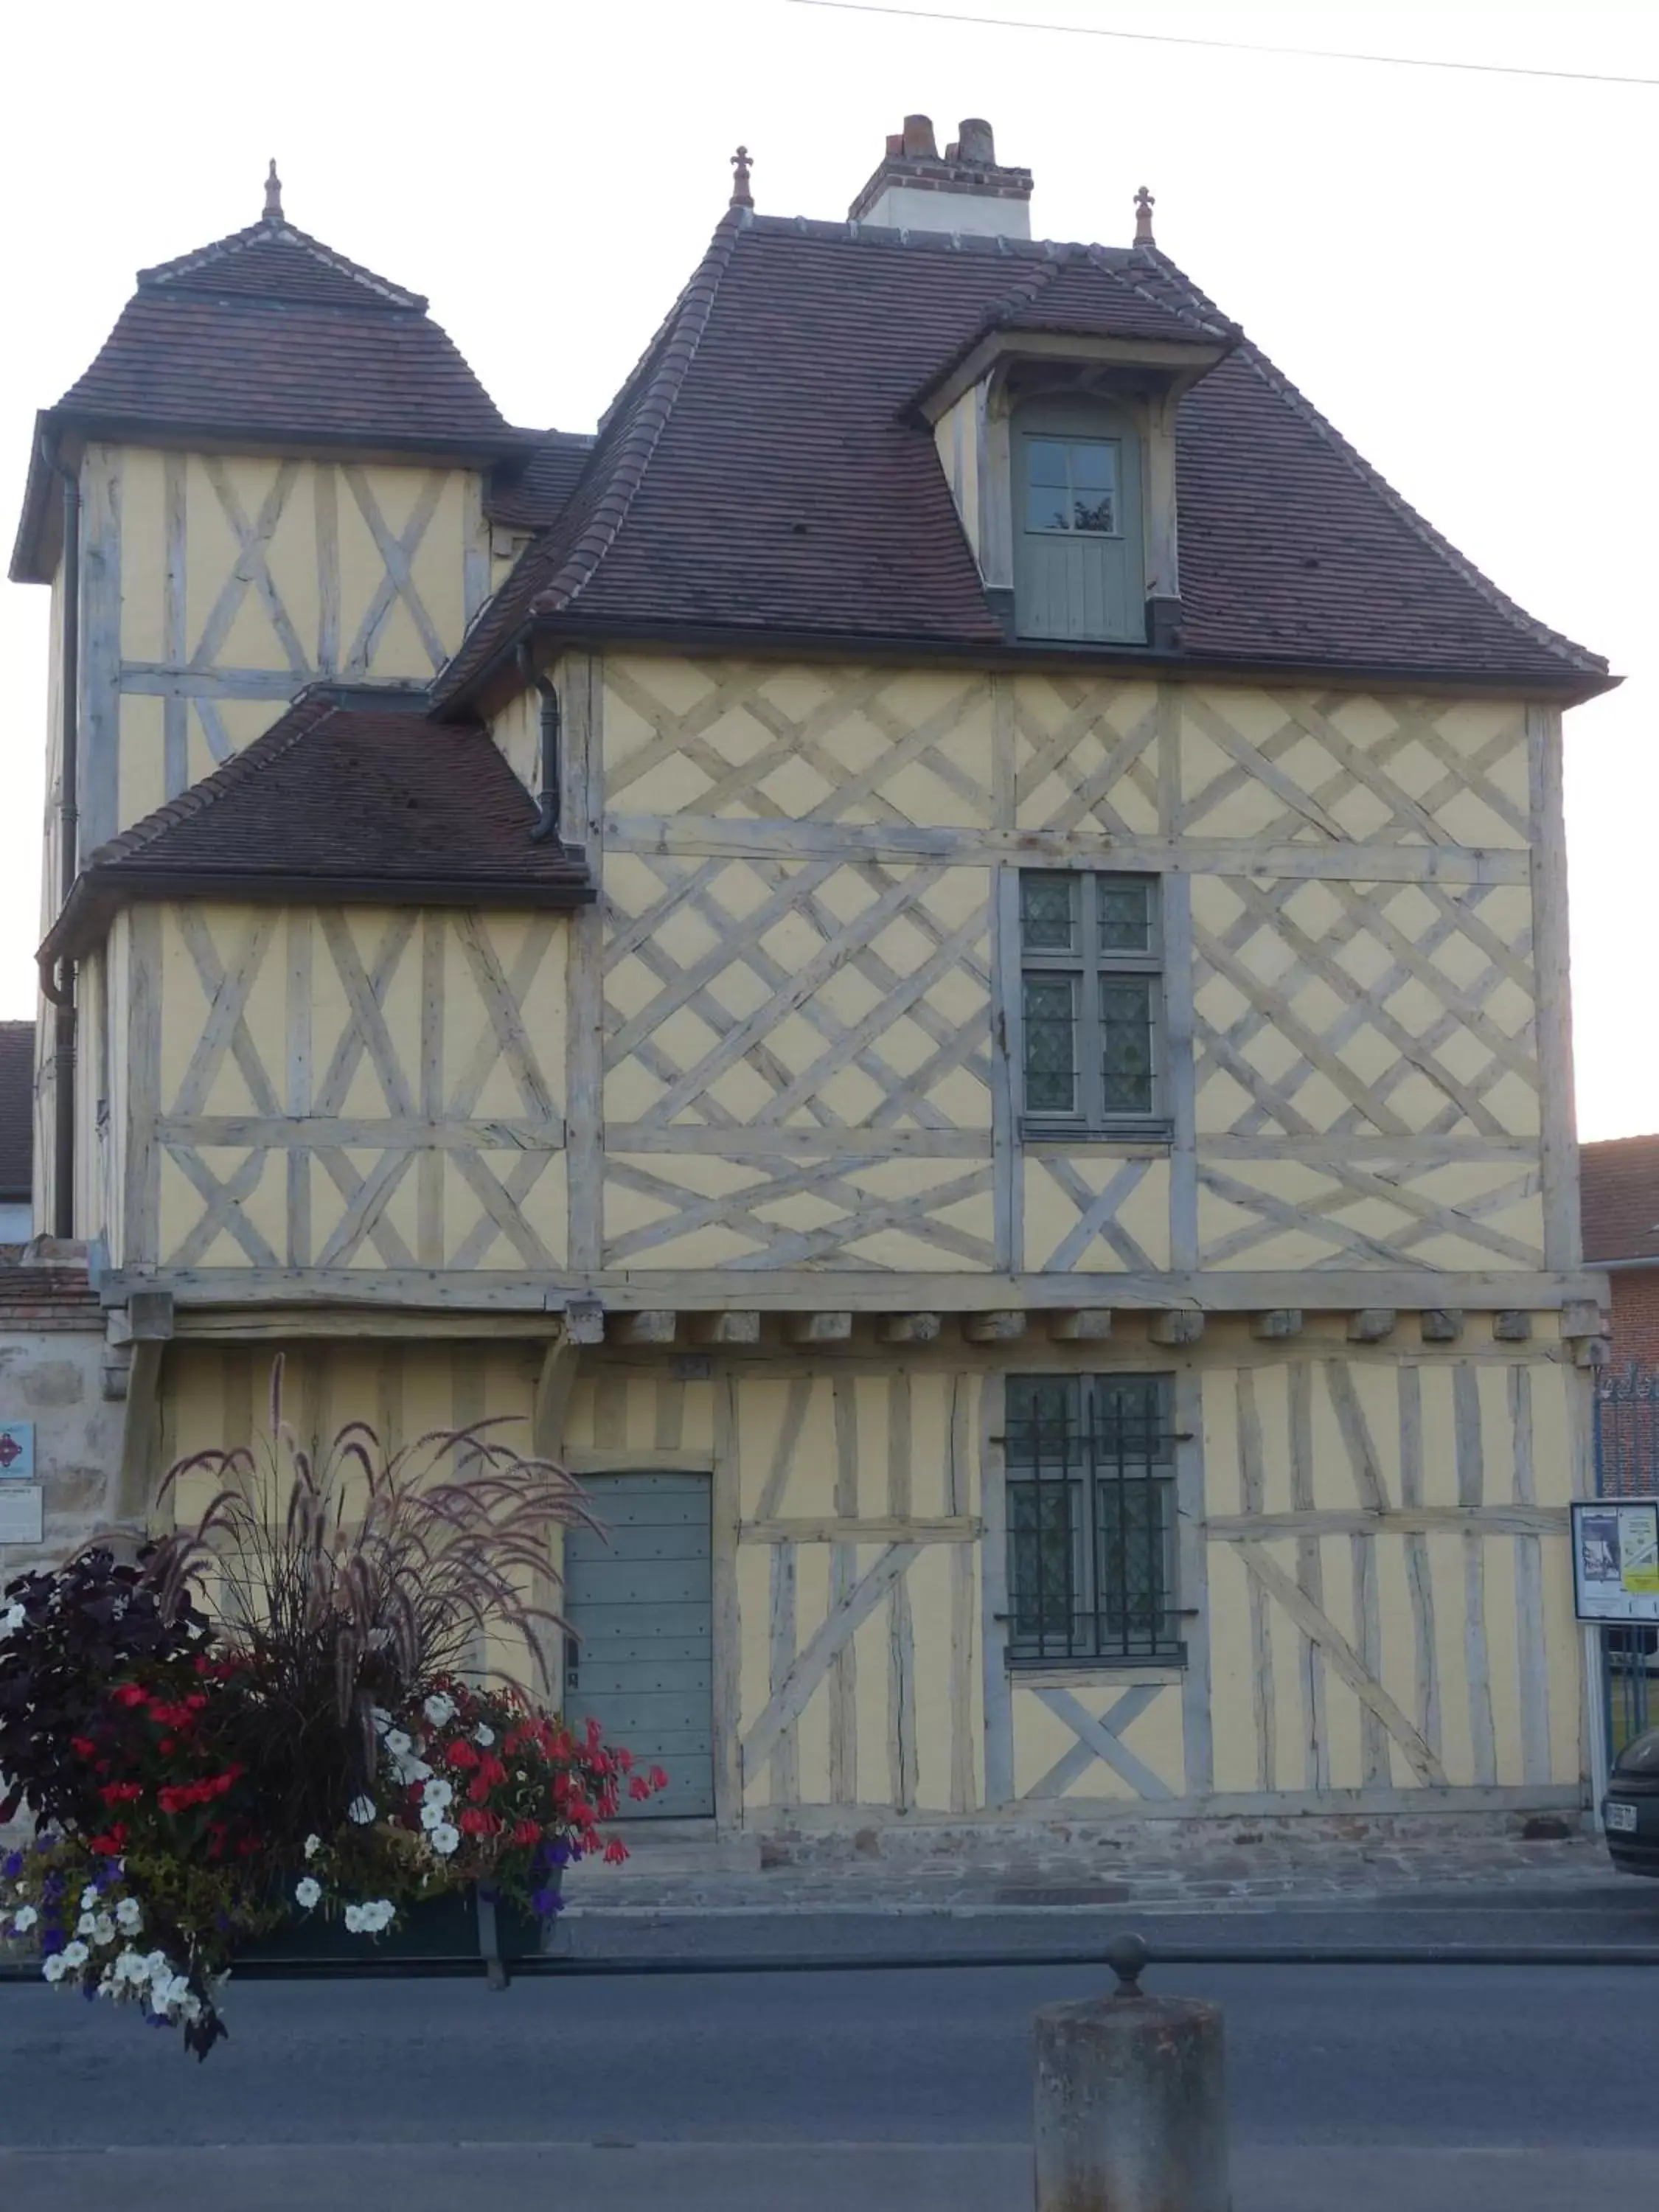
[10,122,1615,1848]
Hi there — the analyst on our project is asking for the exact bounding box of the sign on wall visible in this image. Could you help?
[0,1423,34,1478]
[1573,1499,1659,1624]
[0,1486,41,1545]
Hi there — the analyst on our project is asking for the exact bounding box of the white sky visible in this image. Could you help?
[0,1,1652,1137]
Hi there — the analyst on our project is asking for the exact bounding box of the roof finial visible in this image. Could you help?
[729,145,754,211]
[263,159,283,224]
[1133,184,1155,247]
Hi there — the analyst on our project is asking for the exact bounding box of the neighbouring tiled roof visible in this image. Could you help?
[437,212,1607,703]
[1581,1136,1659,1265]
[487,432,597,532]
[41,694,592,962]
[13,204,522,581]
[0,1023,32,1204]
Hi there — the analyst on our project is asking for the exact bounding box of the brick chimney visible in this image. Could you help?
[848,114,1032,240]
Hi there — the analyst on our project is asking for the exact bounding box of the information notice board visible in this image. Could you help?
[1573,1498,1659,1625]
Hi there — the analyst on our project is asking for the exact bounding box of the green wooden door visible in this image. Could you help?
[562,1472,714,1820]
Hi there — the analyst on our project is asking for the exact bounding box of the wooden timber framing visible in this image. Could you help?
[76,445,492,847]
[74,627,1604,1843]
[110,1268,1612,1312]
[1527,704,1580,1273]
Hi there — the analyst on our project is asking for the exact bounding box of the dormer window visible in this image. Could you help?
[1014,398,1145,644]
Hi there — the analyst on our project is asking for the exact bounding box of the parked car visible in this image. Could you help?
[1604,1726,1659,1874]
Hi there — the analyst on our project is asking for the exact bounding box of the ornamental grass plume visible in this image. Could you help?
[140,1355,596,1839]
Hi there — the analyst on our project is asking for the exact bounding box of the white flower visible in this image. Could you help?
[76,1912,97,1936]
[371,1706,394,1737]
[115,1898,142,1933]
[422,1777,453,1810]
[347,1795,377,1826]
[419,1803,445,1832]
[384,1729,411,1757]
[80,1886,100,1911]
[0,1602,24,1637]
[423,1693,456,1728]
[343,1904,364,1933]
[41,1955,66,1983]
[302,1834,321,1860]
[11,1905,37,1933]
[294,1877,321,1910]
[114,1950,145,1983]
[429,1821,460,1857]
[62,1941,88,1969]
[91,1916,116,1947]
[143,1950,170,1978]
[473,1725,495,1747]
[164,1975,192,2007]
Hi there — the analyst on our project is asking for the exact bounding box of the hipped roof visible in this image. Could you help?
[438,211,1607,706]
[41,694,593,964]
[12,204,524,582]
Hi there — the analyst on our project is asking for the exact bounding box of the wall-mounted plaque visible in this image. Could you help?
[0,1486,42,1545]
[0,1424,35,1478]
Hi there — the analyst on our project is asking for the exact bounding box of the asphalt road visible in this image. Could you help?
[2,1941,1658,2211]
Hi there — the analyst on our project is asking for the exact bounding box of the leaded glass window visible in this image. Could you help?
[1019,872,1163,1130]
[1006,1375,1181,1665]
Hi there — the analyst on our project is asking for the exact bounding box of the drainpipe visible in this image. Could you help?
[517,642,563,845]
[37,437,79,1240]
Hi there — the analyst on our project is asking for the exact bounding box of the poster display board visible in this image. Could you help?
[1573,1498,1659,1624]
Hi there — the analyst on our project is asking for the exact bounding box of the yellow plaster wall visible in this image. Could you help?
[88,443,488,837]
[132,900,568,1271]
[1201,1345,1582,1797]
[588,655,1548,1285]
[150,1332,1584,1826]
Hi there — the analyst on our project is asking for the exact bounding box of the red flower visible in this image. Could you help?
[627,1775,653,1801]
[647,1767,668,1792]
[159,1739,176,1756]
[69,1734,97,1758]
[88,1825,128,1855]
[512,1818,541,1847]
[477,1753,508,1788]
[615,1747,634,1772]
[110,1683,147,1708]
[457,1807,500,1837]
[603,1837,629,1865]
[448,1739,479,1771]
[100,1782,144,1805]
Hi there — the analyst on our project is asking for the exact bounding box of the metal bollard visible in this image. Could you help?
[1033,1935,1230,2212]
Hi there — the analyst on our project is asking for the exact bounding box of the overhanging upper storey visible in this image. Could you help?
[913,231,1239,650]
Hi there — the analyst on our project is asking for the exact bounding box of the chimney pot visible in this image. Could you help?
[956,117,995,166]
[849,108,1032,238]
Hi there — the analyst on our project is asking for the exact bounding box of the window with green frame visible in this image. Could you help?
[1019,870,1163,1132]
[1005,1374,1182,1666]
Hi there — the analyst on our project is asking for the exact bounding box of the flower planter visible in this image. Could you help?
[237,1882,551,1986]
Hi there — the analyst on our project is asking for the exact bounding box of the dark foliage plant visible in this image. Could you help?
[0,1359,655,2062]
[0,1548,212,1828]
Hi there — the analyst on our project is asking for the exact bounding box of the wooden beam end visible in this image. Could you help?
[1048,1309,1113,1342]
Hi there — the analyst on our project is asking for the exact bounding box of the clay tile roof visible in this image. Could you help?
[0,1023,32,1205]
[12,206,523,585]
[41,695,592,964]
[1580,1136,1659,1266]
[437,214,1607,705]
[990,248,1230,347]
[486,431,598,532]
